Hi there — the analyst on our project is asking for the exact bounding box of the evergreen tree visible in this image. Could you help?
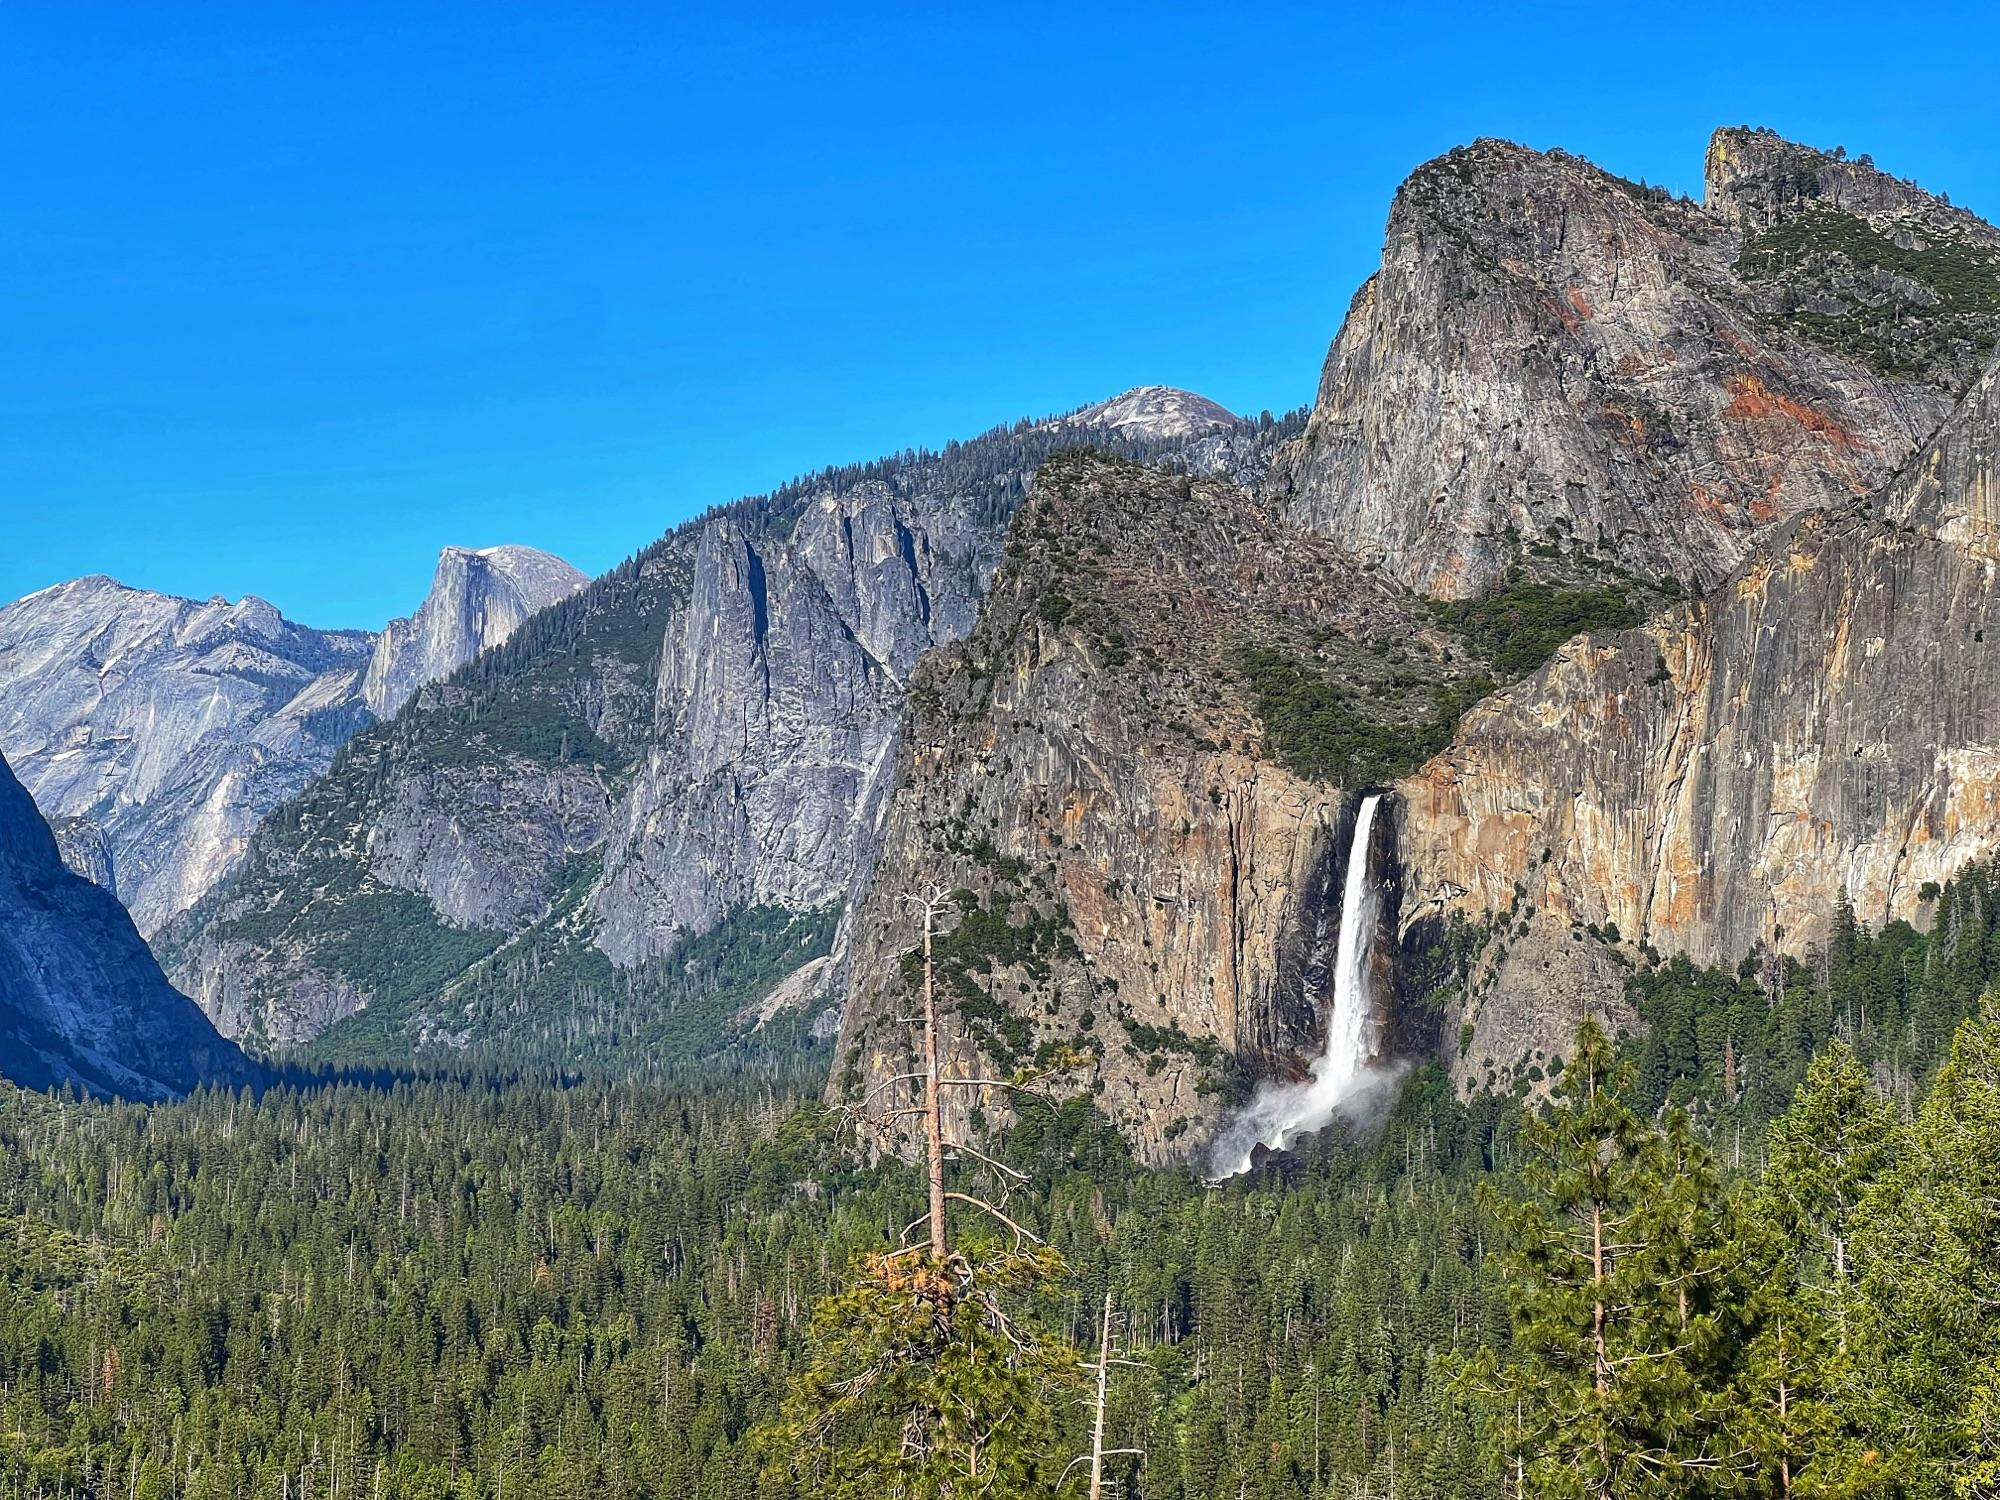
[755,1247,1078,1499]
[1735,1038,1905,1498]
[1475,1018,1751,1498]
[1762,1040,1901,1349]
[1852,1001,2000,1496]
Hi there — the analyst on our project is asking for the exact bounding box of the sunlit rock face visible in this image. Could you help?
[830,454,1441,1165]
[1398,353,2000,1084]
[165,405,1284,1056]
[363,545,588,717]
[0,546,583,936]
[1270,130,1992,601]
[0,576,376,935]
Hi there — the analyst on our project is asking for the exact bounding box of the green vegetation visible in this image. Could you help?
[0,1067,1505,1500]
[1426,578,1638,675]
[1738,207,2000,386]
[899,887,1083,1069]
[2,944,1998,1496]
[1236,640,1495,787]
[308,897,841,1074]
[1624,853,2000,1124]
[755,1247,1080,1498]
[1235,548,1651,792]
[1482,1008,2000,1496]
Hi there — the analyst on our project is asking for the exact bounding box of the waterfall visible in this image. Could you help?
[1210,793,1388,1177]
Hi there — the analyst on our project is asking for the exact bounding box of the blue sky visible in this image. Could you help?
[6,2,1999,627]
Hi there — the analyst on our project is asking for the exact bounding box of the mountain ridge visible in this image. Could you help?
[51,123,2000,1165]
[164,399,1293,1061]
[0,544,585,936]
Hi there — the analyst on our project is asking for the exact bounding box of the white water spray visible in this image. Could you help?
[1210,793,1391,1176]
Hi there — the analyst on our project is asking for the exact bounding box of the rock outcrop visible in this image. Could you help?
[1270,131,1994,600]
[1397,351,2000,1084]
[0,547,584,935]
[168,401,1289,1059]
[50,816,115,891]
[1059,386,1241,441]
[363,546,588,717]
[589,478,998,964]
[0,578,376,935]
[836,133,2000,1151]
[830,453,1451,1162]
[1707,126,2000,397]
[0,751,256,1098]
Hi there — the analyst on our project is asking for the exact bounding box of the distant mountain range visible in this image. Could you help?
[0,544,585,937]
[10,124,2000,1145]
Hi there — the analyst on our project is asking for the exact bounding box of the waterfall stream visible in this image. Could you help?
[1210,793,1387,1176]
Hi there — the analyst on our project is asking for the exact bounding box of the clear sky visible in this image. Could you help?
[6,2,1999,628]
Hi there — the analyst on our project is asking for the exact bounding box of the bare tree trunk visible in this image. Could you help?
[1089,1290,1113,1500]
[1593,1200,1610,1500]
[923,900,948,1261]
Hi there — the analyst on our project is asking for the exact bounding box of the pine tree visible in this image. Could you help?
[1474,1018,1750,1498]
[1853,1001,2000,1495]
[754,1248,1079,1499]
[1734,1038,1904,1498]
[1762,1040,1900,1349]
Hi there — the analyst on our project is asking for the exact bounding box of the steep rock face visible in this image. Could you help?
[170,403,1287,1059]
[0,546,584,937]
[51,816,115,891]
[0,578,375,935]
[591,480,994,962]
[1706,125,1996,234]
[1270,132,1988,600]
[363,546,588,717]
[1397,353,2000,1083]
[0,752,255,1098]
[1708,127,2000,396]
[831,454,1451,1163]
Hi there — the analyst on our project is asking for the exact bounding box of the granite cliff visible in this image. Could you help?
[829,453,1462,1160]
[166,397,1290,1060]
[835,128,2000,1156]
[0,751,255,1099]
[1396,349,2000,1086]
[114,128,2000,1158]
[363,545,589,717]
[1271,130,2000,601]
[0,547,584,937]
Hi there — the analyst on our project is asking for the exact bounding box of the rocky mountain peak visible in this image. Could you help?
[1062,386,1241,441]
[1705,125,1987,234]
[1271,127,1990,600]
[0,540,587,936]
[361,544,588,718]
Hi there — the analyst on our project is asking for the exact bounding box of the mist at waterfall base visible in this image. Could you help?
[1209,793,1404,1178]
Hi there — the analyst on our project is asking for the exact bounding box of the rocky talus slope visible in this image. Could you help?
[0,547,583,936]
[167,397,1290,1058]
[1397,349,2000,1085]
[0,751,255,1098]
[1270,129,1999,601]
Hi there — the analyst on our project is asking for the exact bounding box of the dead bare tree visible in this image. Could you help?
[1056,1289,1144,1496]
[838,883,1081,1273]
